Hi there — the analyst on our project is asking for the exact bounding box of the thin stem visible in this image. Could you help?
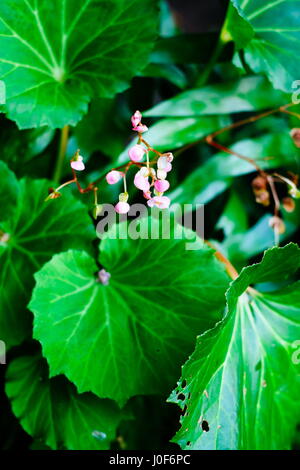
[174,103,297,160]
[53,125,69,183]
[266,175,281,246]
[55,178,76,192]
[267,176,281,217]
[195,1,231,88]
[140,137,162,156]
[93,187,98,205]
[195,36,225,88]
[279,108,300,120]
[206,242,259,295]
[206,137,265,174]
[205,240,239,280]
[209,104,294,140]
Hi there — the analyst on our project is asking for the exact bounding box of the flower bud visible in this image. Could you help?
[147,196,170,209]
[115,201,130,214]
[252,175,267,191]
[119,192,129,202]
[161,152,174,162]
[143,190,152,200]
[134,171,150,191]
[290,128,300,148]
[98,269,111,286]
[106,170,123,185]
[269,216,286,234]
[157,156,168,170]
[131,110,142,127]
[71,156,85,171]
[289,186,300,199]
[93,204,103,219]
[128,144,145,162]
[282,197,295,213]
[139,167,149,177]
[165,162,172,173]
[45,190,61,201]
[132,124,148,133]
[255,190,270,206]
[157,169,167,180]
[154,179,170,193]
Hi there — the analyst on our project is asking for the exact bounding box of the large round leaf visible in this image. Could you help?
[0,161,94,348]
[30,218,229,406]
[0,0,158,128]
[169,244,300,450]
[228,0,300,92]
[6,354,122,450]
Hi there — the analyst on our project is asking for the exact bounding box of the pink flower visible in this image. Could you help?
[165,162,172,172]
[106,170,123,185]
[143,190,152,200]
[98,269,111,286]
[115,201,130,214]
[134,171,150,191]
[157,169,167,180]
[157,154,173,170]
[165,152,174,162]
[128,144,146,162]
[71,155,85,171]
[132,124,148,133]
[157,156,168,170]
[154,180,170,193]
[131,110,142,127]
[147,196,170,209]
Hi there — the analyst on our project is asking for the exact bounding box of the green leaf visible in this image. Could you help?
[0,0,158,129]
[216,190,248,238]
[73,98,128,159]
[0,79,5,104]
[170,133,298,206]
[169,244,300,450]
[0,160,19,222]
[6,354,122,450]
[228,0,300,92]
[138,63,188,89]
[223,2,254,49]
[30,218,230,406]
[0,161,94,348]
[144,76,287,117]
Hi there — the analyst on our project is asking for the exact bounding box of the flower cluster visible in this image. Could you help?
[45,110,174,215]
[105,110,173,214]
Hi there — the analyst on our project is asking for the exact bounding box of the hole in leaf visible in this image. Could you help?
[255,361,262,371]
[181,379,187,388]
[201,420,209,432]
[177,393,185,401]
